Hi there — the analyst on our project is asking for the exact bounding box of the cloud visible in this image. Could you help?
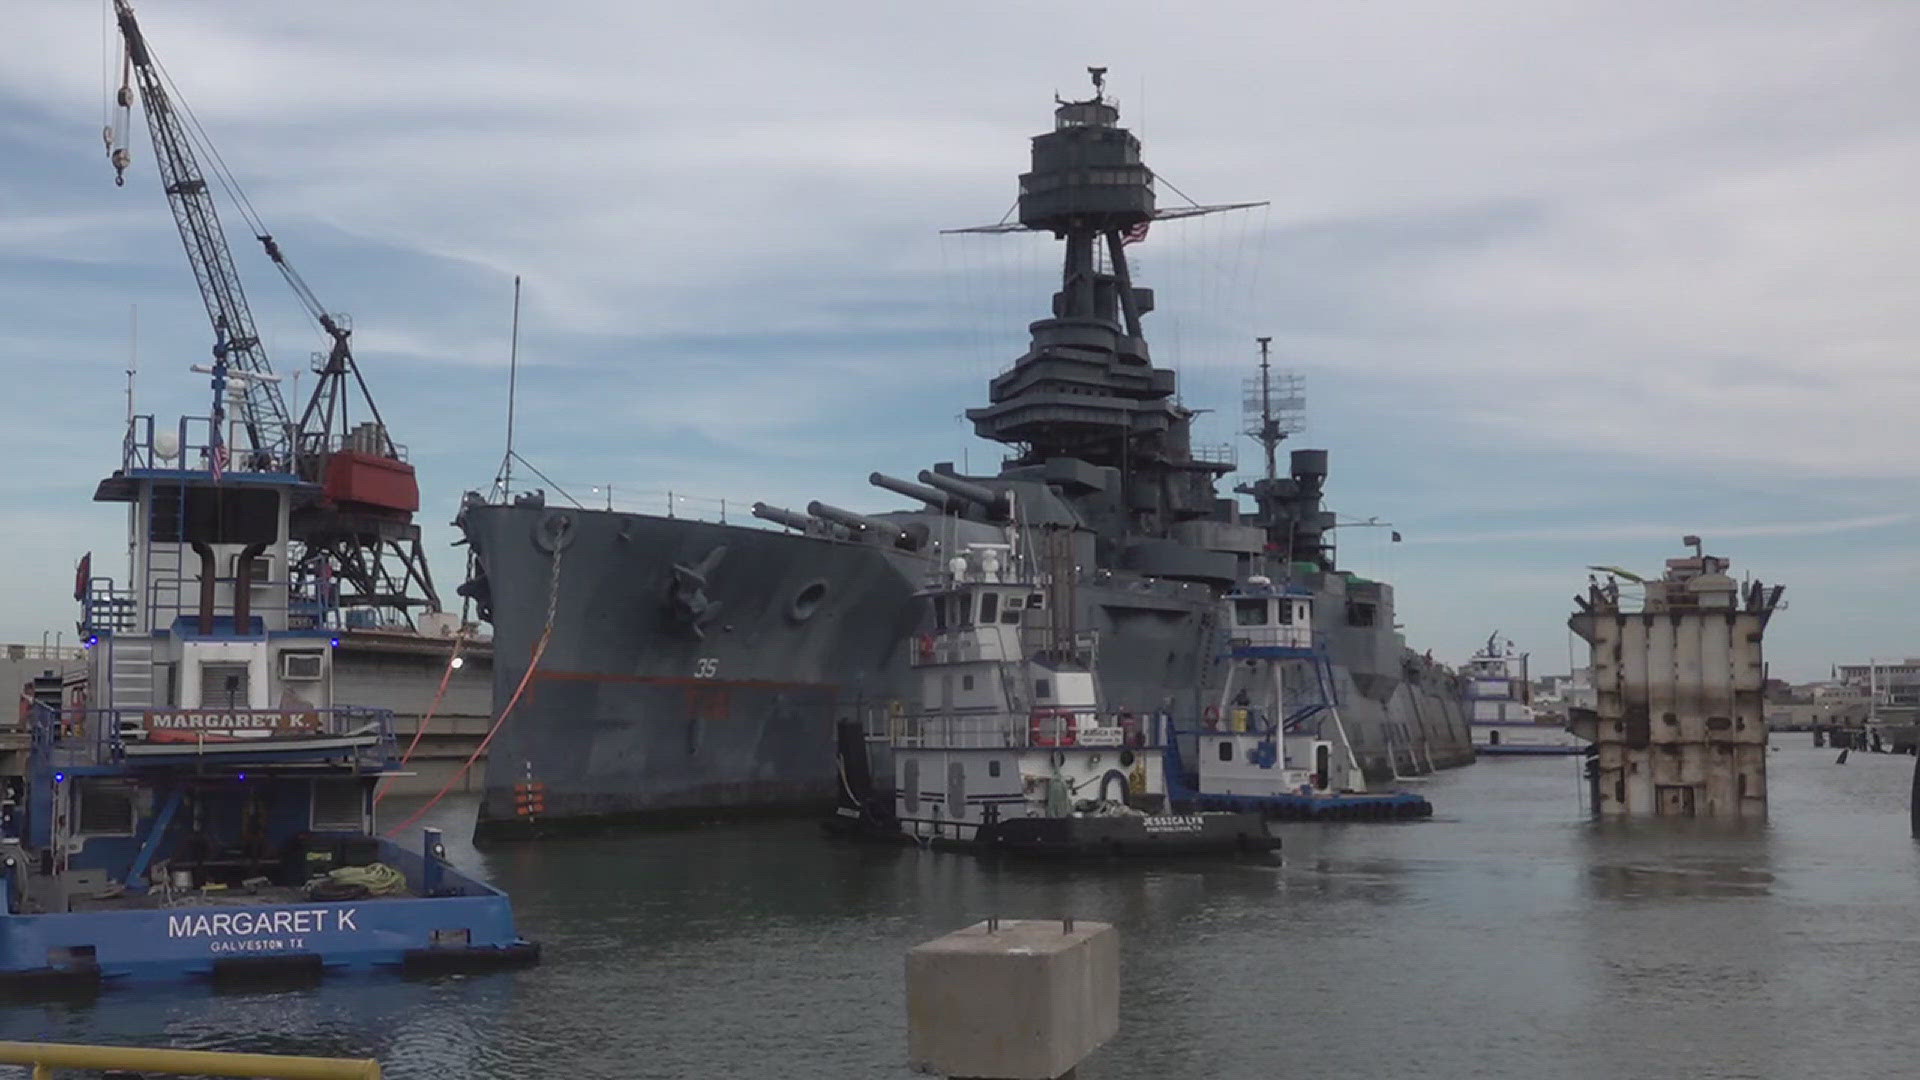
[2,0,1916,681]
[1411,513,1918,547]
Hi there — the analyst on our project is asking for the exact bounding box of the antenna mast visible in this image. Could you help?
[1242,337,1304,480]
[493,275,522,500]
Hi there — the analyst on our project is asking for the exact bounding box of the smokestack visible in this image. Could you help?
[232,542,268,632]
[191,542,217,635]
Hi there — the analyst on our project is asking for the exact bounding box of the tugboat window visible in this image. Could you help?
[962,675,975,691]
[1034,679,1052,700]
[1346,601,1377,628]
[933,596,948,630]
[312,779,365,832]
[979,592,999,624]
[1234,599,1267,626]
[154,487,279,545]
[988,760,1002,778]
[1218,741,1234,762]
[76,779,136,835]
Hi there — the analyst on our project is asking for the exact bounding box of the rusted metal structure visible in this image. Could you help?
[1568,539,1784,818]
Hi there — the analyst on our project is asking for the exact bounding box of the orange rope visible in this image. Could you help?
[381,626,552,838]
[373,632,468,807]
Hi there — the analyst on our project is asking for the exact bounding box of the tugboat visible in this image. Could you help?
[830,536,1278,858]
[0,355,538,989]
[1464,633,1585,756]
[1166,577,1433,820]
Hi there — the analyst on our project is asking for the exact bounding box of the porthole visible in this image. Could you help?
[788,579,829,623]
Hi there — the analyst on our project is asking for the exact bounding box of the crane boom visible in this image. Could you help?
[106,0,443,623]
[113,0,291,461]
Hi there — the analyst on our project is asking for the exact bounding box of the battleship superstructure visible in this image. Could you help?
[457,72,1474,836]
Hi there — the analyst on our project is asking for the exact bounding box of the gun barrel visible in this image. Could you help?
[807,501,908,544]
[752,502,821,533]
[917,470,1008,517]
[869,471,957,510]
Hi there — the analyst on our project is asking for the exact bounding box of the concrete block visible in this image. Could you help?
[907,919,1118,1079]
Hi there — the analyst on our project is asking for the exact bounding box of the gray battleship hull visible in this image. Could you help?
[463,503,1472,836]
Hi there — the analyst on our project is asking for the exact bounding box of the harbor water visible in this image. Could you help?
[8,740,1919,1079]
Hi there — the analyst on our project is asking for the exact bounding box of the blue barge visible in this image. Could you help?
[1,375,537,990]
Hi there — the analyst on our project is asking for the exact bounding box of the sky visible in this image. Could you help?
[2,1,1916,681]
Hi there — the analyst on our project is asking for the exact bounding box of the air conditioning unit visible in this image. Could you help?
[230,554,273,583]
[281,652,325,680]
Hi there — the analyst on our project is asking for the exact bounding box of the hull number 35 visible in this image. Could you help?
[693,658,719,679]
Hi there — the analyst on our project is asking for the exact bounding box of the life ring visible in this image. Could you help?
[916,633,935,661]
[1030,708,1075,747]
[1203,705,1220,730]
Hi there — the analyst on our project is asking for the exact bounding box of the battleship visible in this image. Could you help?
[457,71,1475,836]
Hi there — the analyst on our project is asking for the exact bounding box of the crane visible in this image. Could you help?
[107,0,441,625]
[108,0,289,461]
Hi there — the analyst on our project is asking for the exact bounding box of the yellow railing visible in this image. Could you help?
[0,1041,379,1079]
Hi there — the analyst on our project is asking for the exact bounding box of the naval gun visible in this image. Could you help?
[752,502,845,539]
[869,472,962,512]
[806,501,924,550]
[917,470,1011,520]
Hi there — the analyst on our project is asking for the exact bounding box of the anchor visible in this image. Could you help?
[667,545,728,639]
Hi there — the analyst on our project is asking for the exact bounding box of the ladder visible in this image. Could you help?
[107,635,156,743]
[145,481,188,627]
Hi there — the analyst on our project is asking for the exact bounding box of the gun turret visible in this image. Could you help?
[918,470,1010,520]
[752,502,837,536]
[869,472,959,512]
[806,501,913,547]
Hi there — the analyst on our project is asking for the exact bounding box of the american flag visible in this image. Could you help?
[1121,219,1150,245]
[209,423,227,482]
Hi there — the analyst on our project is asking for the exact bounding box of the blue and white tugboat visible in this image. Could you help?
[1167,577,1433,820]
[0,359,537,990]
[831,538,1278,858]
[1464,633,1585,756]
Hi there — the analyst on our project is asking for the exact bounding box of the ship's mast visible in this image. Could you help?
[948,69,1265,535]
[1257,337,1275,482]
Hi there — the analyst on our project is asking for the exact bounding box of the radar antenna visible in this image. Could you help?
[1242,337,1305,482]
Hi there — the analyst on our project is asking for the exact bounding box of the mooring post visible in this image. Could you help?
[906,918,1118,1080]
[1909,750,1919,840]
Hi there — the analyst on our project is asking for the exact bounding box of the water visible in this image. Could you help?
[7,741,1919,1079]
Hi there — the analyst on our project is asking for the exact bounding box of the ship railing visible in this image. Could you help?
[78,579,138,634]
[122,413,298,477]
[1224,629,1329,655]
[513,482,766,526]
[0,1040,381,1079]
[31,705,397,765]
[1190,442,1239,468]
[297,427,410,464]
[891,710,1154,751]
[141,572,295,630]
